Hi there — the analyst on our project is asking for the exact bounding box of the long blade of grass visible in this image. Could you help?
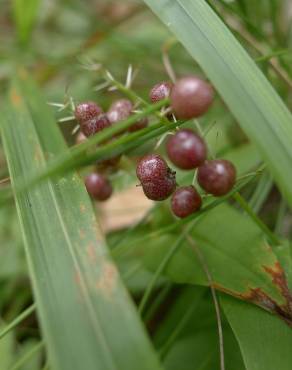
[143,0,292,208]
[0,72,163,370]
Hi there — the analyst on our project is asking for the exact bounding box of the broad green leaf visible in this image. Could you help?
[120,203,292,324]
[221,294,292,370]
[143,0,292,208]
[0,72,163,370]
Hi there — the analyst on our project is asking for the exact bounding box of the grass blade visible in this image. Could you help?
[0,72,163,370]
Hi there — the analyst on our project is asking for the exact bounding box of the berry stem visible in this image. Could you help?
[233,192,281,246]
[104,72,170,125]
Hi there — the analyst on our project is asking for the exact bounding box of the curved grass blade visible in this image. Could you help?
[143,0,292,208]
[0,73,163,370]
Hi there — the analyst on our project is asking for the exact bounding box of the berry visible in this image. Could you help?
[128,117,149,132]
[166,129,207,169]
[142,174,176,201]
[107,99,133,124]
[76,131,87,145]
[136,154,169,183]
[197,159,236,196]
[170,76,214,119]
[74,101,102,124]
[171,186,202,218]
[80,114,111,137]
[85,173,113,201]
[149,81,172,103]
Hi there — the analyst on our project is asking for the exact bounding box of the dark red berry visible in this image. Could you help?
[170,76,214,119]
[80,114,111,137]
[85,173,113,201]
[128,117,149,132]
[149,81,172,103]
[74,101,102,124]
[197,159,236,196]
[76,131,87,145]
[107,99,133,124]
[171,186,202,218]
[136,154,169,183]
[166,129,207,170]
[142,174,176,201]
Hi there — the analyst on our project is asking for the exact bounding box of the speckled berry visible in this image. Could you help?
[107,99,133,124]
[85,173,113,201]
[80,114,111,137]
[136,154,169,183]
[166,129,207,170]
[142,173,176,201]
[170,76,214,119]
[149,81,172,103]
[171,186,202,218]
[197,159,236,196]
[74,101,102,124]
[128,117,149,132]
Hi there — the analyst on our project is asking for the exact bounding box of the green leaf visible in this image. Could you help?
[221,294,292,370]
[142,0,292,208]
[121,203,292,323]
[0,72,163,370]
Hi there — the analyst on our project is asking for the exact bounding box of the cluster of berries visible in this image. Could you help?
[137,76,236,218]
[74,97,149,201]
[73,75,236,217]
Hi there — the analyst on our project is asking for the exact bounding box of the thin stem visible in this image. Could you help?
[138,233,186,316]
[143,282,172,323]
[274,198,287,235]
[248,171,273,213]
[159,293,202,359]
[186,235,225,370]
[10,341,44,370]
[233,192,281,246]
[0,303,36,340]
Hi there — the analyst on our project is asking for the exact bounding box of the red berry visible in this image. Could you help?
[80,114,111,137]
[85,173,113,201]
[149,81,172,103]
[171,186,202,218]
[166,129,207,170]
[128,117,149,132]
[197,159,236,196]
[142,174,176,201]
[107,99,133,124]
[136,154,169,183]
[170,76,214,119]
[74,101,102,124]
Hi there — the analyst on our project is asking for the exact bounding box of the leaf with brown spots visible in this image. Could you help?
[0,75,163,370]
[123,204,292,324]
